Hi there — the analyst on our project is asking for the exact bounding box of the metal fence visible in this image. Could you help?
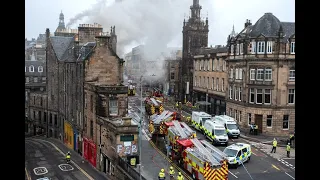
[117,157,147,180]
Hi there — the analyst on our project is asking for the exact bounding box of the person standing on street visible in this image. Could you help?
[169,166,175,180]
[270,138,277,153]
[290,133,295,147]
[159,168,166,180]
[176,172,184,180]
[286,143,291,158]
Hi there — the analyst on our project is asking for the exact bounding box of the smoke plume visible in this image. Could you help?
[67,0,211,80]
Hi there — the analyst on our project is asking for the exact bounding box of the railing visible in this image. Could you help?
[117,157,147,180]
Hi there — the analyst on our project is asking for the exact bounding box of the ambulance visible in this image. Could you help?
[215,115,241,138]
[223,143,252,168]
[191,111,212,132]
[203,120,229,145]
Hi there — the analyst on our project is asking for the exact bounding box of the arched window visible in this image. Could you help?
[29,65,34,72]
[38,66,43,72]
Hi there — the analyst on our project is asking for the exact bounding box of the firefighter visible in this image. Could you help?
[158,168,166,180]
[286,143,291,158]
[270,138,277,153]
[66,151,71,162]
[289,133,295,147]
[175,102,179,109]
[176,172,184,180]
[169,166,175,179]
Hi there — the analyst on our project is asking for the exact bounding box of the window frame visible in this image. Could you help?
[265,68,272,81]
[290,42,295,54]
[257,41,265,54]
[229,85,233,99]
[264,89,271,104]
[256,69,264,80]
[109,99,118,116]
[256,89,263,104]
[29,65,35,72]
[289,69,295,81]
[249,88,255,103]
[288,89,295,104]
[38,66,44,72]
[266,41,273,54]
[283,115,289,130]
[266,115,272,128]
[250,69,255,80]
[238,87,242,101]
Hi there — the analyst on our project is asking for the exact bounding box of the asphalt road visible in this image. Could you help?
[25,138,107,180]
[129,94,295,180]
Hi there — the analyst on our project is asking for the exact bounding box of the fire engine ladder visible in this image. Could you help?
[172,120,188,139]
[180,122,196,137]
[190,138,220,166]
[154,110,169,124]
[150,98,159,106]
[200,140,227,162]
[162,112,174,121]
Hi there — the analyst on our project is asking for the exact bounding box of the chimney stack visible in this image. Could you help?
[244,19,252,28]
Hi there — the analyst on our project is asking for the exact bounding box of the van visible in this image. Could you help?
[203,120,229,145]
[223,143,252,168]
[191,111,212,132]
[215,115,240,138]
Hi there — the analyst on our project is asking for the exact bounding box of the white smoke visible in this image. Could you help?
[67,0,212,80]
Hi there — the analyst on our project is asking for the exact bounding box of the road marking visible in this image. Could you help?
[25,167,31,180]
[252,152,257,155]
[285,172,295,179]
[33,167,48,175]
[33,139,94,180]
[282,158,295,160]
[228,170,238,178]
[272,164,280,171]
[58,164,74,171]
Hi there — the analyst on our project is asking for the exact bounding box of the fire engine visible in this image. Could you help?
[148,110,175,140]
[145,97,164,115]
[153,88,163,97]
[166,120,229,180]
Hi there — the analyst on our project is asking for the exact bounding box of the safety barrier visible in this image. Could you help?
[117,157,148,180]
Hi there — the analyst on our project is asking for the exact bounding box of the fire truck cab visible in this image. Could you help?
[145,98,164,115]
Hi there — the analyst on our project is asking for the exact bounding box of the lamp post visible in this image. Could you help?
[139,75,143,180]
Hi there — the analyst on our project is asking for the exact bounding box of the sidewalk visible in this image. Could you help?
[251,141,295,160]
[31,136,110,180]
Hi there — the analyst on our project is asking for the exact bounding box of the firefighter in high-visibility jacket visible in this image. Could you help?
[176,172,184,180]
[159,168,166,180]
[286,143,291,158]
[169,166,175,179]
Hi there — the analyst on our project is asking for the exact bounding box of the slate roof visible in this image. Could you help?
[198,46,228,55]
[25,60,46,76]
[50,36,74,61]
[78,42,96,61]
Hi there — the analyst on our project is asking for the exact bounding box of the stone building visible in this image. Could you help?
[179,0,209,102]
[83,30,135,179]
[226,13,295,136]
[54,11,78,37]
[193,46,228,115]
[163,50,182,98]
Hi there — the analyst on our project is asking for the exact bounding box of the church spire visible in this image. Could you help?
[57,10,66,30]
[190,0,202,20]
[230,24,236,37]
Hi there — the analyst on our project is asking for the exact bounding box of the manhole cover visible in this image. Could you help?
[33,167,48,175]
[58,164,74,171]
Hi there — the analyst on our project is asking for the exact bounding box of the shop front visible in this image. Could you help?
[64,121,74,149]
[83,137,97,167]
[193,90,226,116]
[73,128,78,151]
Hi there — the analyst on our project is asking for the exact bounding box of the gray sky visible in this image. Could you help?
[26,0,295,56]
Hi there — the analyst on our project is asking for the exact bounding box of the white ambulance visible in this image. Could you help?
[215,115,240,138]
[203,120,229,145]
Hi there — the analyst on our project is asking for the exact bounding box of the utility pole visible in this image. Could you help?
[139,75,143,180]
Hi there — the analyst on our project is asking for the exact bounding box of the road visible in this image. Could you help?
[129,93,295,180]
[25,138,108,180]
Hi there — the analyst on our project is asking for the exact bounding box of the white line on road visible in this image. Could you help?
[228,170,238,178]
[282,158,295,160]
[285,172,295,179]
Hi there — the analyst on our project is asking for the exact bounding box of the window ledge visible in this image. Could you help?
[267,126,272,128]
[282,128,289,131]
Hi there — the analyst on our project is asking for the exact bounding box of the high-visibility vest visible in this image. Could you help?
[273,140,277,147]
[286,145,291,151]
[169,169,175,175]
[66,155,71,159]
[177,175,184,180]
[159,172,165,178]
[130,158,136,166]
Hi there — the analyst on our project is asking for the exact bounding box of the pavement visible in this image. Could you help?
[25,137,110,180]
[130,92,296,180]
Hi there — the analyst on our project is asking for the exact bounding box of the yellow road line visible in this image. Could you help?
[272,164,280,171]
[25,167,31,180]
[35,139,94,180]
[149,140,192,180]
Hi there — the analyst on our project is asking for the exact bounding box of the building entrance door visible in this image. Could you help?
[254,114,263,133]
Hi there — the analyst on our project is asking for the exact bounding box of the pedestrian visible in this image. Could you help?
[249,123,254,135]
[169,166,175,180]
[176,172,184,180]
[158,168,166,180]
[270,138,277,153]
[289,133,295,147]
[286,143,291,158]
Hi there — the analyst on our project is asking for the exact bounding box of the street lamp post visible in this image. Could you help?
[139,75,143,180]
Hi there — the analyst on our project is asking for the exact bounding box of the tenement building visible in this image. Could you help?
[193,46,228,115]
[226,13,295,136]
[163,50,182,99]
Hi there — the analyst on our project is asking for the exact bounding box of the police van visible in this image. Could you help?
[223,143,252,168]
[203,120,229,145]
[191,111,212,132]
[215,115,240,138]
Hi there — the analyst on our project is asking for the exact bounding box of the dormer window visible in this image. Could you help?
[38,66,43,72]
[290,42,295,54]
[250,41,256,54]
[240,43,243,54]
[257,42,265,54]
[29,65,34,72]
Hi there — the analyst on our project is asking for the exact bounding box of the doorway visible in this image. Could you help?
[254,114,263,133]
